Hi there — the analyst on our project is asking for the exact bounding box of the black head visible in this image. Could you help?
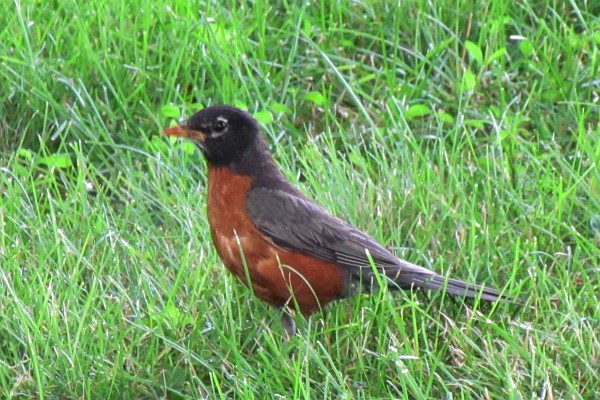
[164,105,261,166]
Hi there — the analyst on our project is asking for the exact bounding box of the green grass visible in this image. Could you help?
[1,0,599,398]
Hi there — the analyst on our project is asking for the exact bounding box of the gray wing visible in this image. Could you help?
[246,188,433,290]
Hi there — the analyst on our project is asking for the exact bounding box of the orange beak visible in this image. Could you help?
[163,125,207,141]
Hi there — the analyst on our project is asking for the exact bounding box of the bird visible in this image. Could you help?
[164,105,516,335]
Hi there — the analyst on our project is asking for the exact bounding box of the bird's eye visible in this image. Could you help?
[213,119,228,132]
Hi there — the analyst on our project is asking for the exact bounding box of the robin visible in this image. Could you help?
[164,105,516,334]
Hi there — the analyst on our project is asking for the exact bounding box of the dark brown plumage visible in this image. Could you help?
[164,105,517,333]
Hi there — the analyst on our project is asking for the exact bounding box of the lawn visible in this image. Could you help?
[1,0,598,398]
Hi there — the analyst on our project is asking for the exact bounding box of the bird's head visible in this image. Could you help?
[164,105,260,166]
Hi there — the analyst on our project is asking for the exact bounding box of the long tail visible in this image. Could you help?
[390,260,519,303]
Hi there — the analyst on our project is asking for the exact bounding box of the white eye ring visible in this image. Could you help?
[213,117,228,132]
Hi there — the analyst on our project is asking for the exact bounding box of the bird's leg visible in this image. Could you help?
[280,308,297,338]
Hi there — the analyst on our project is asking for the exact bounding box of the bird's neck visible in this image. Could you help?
[210,137,303,195]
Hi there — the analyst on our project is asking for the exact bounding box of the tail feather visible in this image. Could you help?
[388,261,519,303]
[425,274,514,302]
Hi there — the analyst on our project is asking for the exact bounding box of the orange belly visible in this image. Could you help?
[206,167,345,315]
